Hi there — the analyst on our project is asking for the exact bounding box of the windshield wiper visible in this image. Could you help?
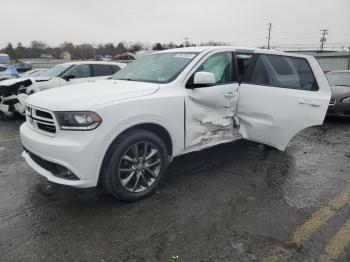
[333,84,350,87]
[116,78,135,81]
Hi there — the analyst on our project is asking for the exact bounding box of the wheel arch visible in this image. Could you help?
[97,122,174,186]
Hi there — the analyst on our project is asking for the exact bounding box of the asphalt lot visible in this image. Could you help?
[0,118,350,262]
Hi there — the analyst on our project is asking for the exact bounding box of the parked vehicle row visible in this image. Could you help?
[0,61,126,119]
[326,70,350,117]
[20,68,48,77]
[20,46,331,201]
[0,64,19,81]
[15,62,32,73]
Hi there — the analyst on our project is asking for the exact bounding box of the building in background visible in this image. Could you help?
[0,53,10,64]
[60,51,71,60]
[313,51,350,71]
[287,50,350,72]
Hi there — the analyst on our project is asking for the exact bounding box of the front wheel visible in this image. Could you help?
[101,129,169,201]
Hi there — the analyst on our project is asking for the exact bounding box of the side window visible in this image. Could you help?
[249,56,271,86]
[289,57,319,91]
[248,54,318,91]
[266,55,293,75]
[92,64,114,77]
[67,64,91,78]
[111,65,121,74]
[196,52,233,84]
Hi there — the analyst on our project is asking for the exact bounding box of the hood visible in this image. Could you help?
[330,85,350,99]
[0,76,53,86]
[26,80,160,111]
[0,77,30,86]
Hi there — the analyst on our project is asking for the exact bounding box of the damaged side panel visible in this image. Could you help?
[184,83,241,153]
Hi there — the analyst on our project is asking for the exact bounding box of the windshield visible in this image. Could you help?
[111,52,198,83]
[326,72,350,87]
[40,64,73,78]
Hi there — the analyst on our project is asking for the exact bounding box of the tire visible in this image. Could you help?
[100,129,169,201]
[0,110,15,121]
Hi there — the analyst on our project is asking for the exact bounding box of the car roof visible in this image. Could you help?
[152,46,305,56]
[59,61,125,66]
[327,70,350,73]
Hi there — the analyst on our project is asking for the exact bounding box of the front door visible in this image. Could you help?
[237,53,331,150]
[184,51,240,150]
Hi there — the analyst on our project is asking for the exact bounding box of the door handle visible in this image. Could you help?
[224,91,236,97]
[298,99,321,107]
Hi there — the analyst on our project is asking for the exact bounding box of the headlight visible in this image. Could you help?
[54,111,102,131]
[341,97,350,104]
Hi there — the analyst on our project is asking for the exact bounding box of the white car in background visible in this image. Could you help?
[20,46,330,201]
[0,61,126,118]
[20,68,48,77]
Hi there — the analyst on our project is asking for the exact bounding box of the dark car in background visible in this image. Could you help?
[15,63,32,73]
[326,70,350,117]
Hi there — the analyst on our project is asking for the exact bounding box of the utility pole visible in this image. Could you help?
[348,47,350,70]
[128,41,134,51]
[266,22,272,49]
[183,37,189,47]
[92,42,95,59]
[320,29,329,52]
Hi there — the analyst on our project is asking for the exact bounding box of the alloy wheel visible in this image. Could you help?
[118,142,161,193]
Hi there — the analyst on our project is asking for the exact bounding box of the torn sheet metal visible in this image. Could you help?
[185,110,242,153]
[184,83,241,151]
[0,78,37,117]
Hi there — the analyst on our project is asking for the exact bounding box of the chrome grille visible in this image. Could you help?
[26,106,56,134]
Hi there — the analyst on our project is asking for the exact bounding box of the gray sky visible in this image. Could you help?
[1,0,350,50]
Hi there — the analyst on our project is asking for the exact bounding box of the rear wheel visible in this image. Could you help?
[101,129,169,201]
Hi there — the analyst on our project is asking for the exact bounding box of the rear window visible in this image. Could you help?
[326,72,350,87]
[92,64,114,77]
[0,66,6,72]
[248,54,318,91]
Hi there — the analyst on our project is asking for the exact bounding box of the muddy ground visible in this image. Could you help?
[0,118,350,262]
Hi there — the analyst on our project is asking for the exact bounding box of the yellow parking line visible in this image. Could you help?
[293,186,350,243]
[319,218,350,262]
[263,186,350,261]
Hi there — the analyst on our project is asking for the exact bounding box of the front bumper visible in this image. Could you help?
[20,122,106,188]
[327,103,350,117]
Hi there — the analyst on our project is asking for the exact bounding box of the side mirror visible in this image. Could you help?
[62,74,75,81]
[186,72,216,89]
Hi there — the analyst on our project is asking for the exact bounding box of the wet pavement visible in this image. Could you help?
[0,118,350,262]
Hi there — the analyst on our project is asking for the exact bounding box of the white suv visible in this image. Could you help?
[20,46,330,201]
[0,61,125,118]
